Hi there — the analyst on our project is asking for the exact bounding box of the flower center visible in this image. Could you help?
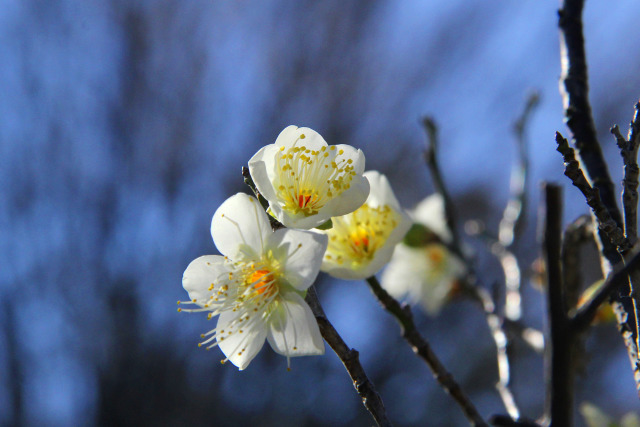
[275,138,356,216]
[426,245,445,265]
[248,269,275,296]
[324,203,400,267]
[350,227,371,253]
[423,244,451,280]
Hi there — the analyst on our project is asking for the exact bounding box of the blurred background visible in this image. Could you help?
[1,0,640,426]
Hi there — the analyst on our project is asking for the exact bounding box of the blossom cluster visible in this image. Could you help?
[179,125,464,369]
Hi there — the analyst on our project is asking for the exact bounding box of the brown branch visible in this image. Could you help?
[558,0,621,226]
[422,117,463,258]
[422,120,525,418]
[541,183,574,427]
[557,131,640,391]
[365,276,488,427]
[612,109,640,367]
[612,101,640,244]
[555,132,631,252]
[305,286,392,427]
[243,167,389,424]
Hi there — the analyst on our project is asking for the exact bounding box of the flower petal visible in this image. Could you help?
[216,308,268,370]
[275,126,327,151]
[182,255,231,307]
[250,126,369,230]
[267,292,324,357]
[267,229,328,291]
[319,211,408,280]
[412,194,451,243]
[318,170,411,280]
[381,243,466,316]
[248,144,280,203]
[363,170,401,210]
[314,172,370,224]
[249,126,330,214]
[211,193,273,260]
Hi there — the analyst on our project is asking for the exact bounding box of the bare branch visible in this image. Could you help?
[365,276,488,427]
[541,183,574,427]
[555,132,631,252]
[422,118,528,418]
[499,91,540,247]
[558,0,621,226]
[422,117,463,258]
[612,101,640,244]
[305,286,392,427]
[461,281,524,420]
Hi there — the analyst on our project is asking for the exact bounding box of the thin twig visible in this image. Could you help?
[611,106,640,367]
[557,131,640,390]
[555,132,631,252]
[461,280,522,420]
[541,183,574,427]
[558,0,640,397]
[421,120,523,418]
[498,92,539,321]
[612,103,640,243]
[242,167,389,423]
[558,0,621,226]
[499,91,540,247]
[422,117,463,258]
[365,276,488,427]
[305,286,392,427]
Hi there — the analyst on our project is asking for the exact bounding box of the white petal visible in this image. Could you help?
[267,229,328,291]
[216,309,268,370]
[275,126,327,150]
[320,170,411,280]
[412,194,451,243]
[267,292,324,357]
[274,207,320,230]
[182,255,230,306]
[381,244,465,316]
[320,218,406,280]
[316,174,370,223]
[363,170,402,210]
[319,260,373,280]
[248,145,280,203]
[211,193,272,259]
[380,245,418,298]
[336,144,366,174]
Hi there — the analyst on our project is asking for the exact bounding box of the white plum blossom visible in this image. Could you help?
[179,193,327,370]
[316,171,411,280]
[381,194,467,316]
[248,125,370,229]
